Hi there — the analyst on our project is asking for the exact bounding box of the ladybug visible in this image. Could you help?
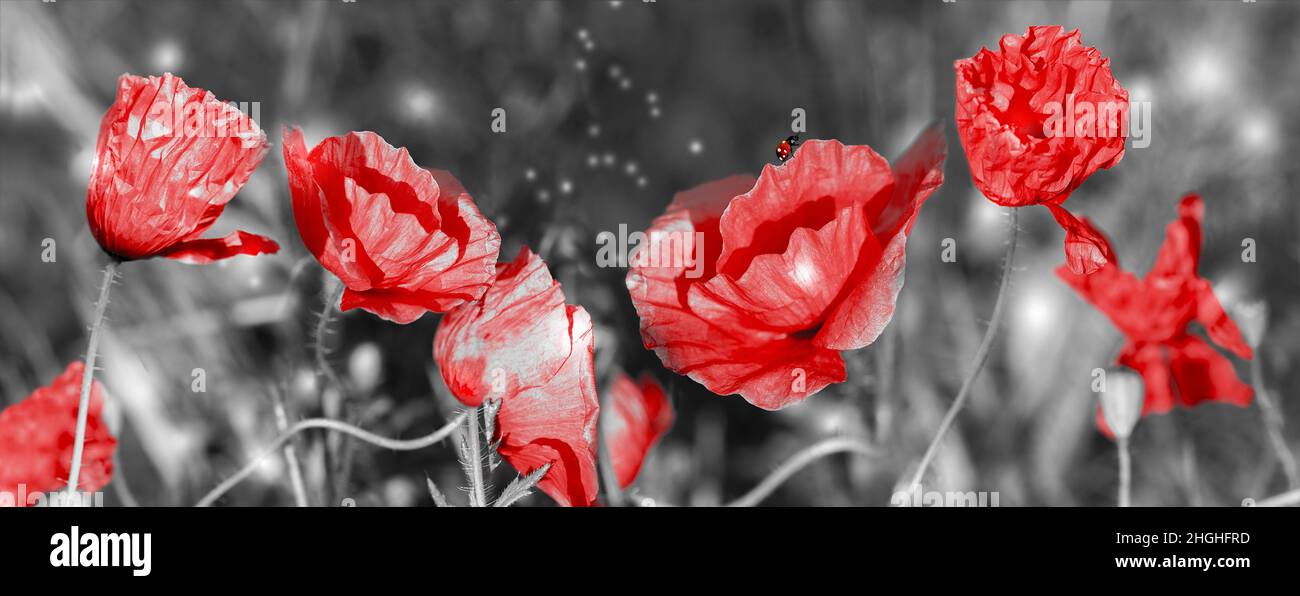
[775,135,800,162]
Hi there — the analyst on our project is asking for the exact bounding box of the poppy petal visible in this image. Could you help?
[603,372,673,489]
[1047,203,1115,275]
[158,230,280,264]
[1148,194,1204,282]
[493,305,600,507]
[1194,280,1253,360]
[286,130,499,321]
[434,249,599,506]
[1118,342,1176,416]
[0,362,117,499]
[1168,335,1253,409]
[87,73,271,261]
[283,126,334,264]
[435,248,573,408]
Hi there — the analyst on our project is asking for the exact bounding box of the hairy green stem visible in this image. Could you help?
[273,396,309,507]
[68,261,118,494]
[906,208,1018,494]
[464,406,487,507]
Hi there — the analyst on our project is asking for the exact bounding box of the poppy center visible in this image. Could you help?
[1000,87,1046,140]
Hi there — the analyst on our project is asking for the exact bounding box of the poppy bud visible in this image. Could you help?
[1099,369,1144,440]
[1230,301,1268,350]
[87,73,278,263]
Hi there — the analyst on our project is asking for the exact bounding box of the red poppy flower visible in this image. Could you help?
[627,126,946,410]
[0,362,116,502]
[283,128,501,324]
[434,248,598,506]
[955,25,1129,274]
[86,73,279,264]
[1057,194,1253,435]
[603,371,673,489]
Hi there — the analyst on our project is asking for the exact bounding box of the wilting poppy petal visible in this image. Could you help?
[0,362,117,502]
[1148,194,1203,281]
[1118,342,1177,416]
[1195,280,1252,360]
[283,128,501,323]
[1167,335,1253,408]
[158,230,280,264]
[1059,194,1254,436]
[603,372,673,488]
[435,248,598,506]
[86,73,276,263]
[1047,203,1114,275]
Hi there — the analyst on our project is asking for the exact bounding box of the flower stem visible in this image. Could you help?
[598,431,626,507]
[312,279,346,503]
[724,437,879,507]
[1256,488,1300,507]
[463,405,487,507]
[196,413,467,507]
[68,261,118,494]
[314,279,347,399]
[1251,357,1298,489]
[1117,436,1132,507]
[273,394,309,507]
[906,208,1018,494]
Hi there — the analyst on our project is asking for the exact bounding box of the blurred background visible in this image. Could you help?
[0,0,1296,506]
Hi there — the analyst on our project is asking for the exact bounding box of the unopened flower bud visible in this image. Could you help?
[1100,369,1144,440]
[1232,300,1268,350]
[347,342,383,395]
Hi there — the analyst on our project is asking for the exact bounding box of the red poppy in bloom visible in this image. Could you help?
[1057,194,1253,435]
[626,125,946,410]
[955,25,1129,274]
[0,362,116,502]
[602,371,673,489]
[283,128,501,324]
[434,248,598,506]
[86,73,279,264]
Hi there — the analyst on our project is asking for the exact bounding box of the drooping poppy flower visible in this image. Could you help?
[955,25,1129,273]
[434,248,598,506]
[627,125,946,410]
[86,73,279,264]
[1057,194,1254,436]
[602,371,673,489]
[0,362,116,502]
[283,128,501,324]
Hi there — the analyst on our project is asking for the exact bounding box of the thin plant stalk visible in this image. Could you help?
[196,413,466,507]
[273,396,309,507]
[598,429,625,507]
[1251,357,1298,489]
[1256,488,1300,507]
[906,208,1018,493]
[1117,436,1132,507]
[313,279,347,401]
[463,405,487,507]
[312,279,346,503]
[68,261,119,494]
[110,452,139,507]
[725,437,879,507]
